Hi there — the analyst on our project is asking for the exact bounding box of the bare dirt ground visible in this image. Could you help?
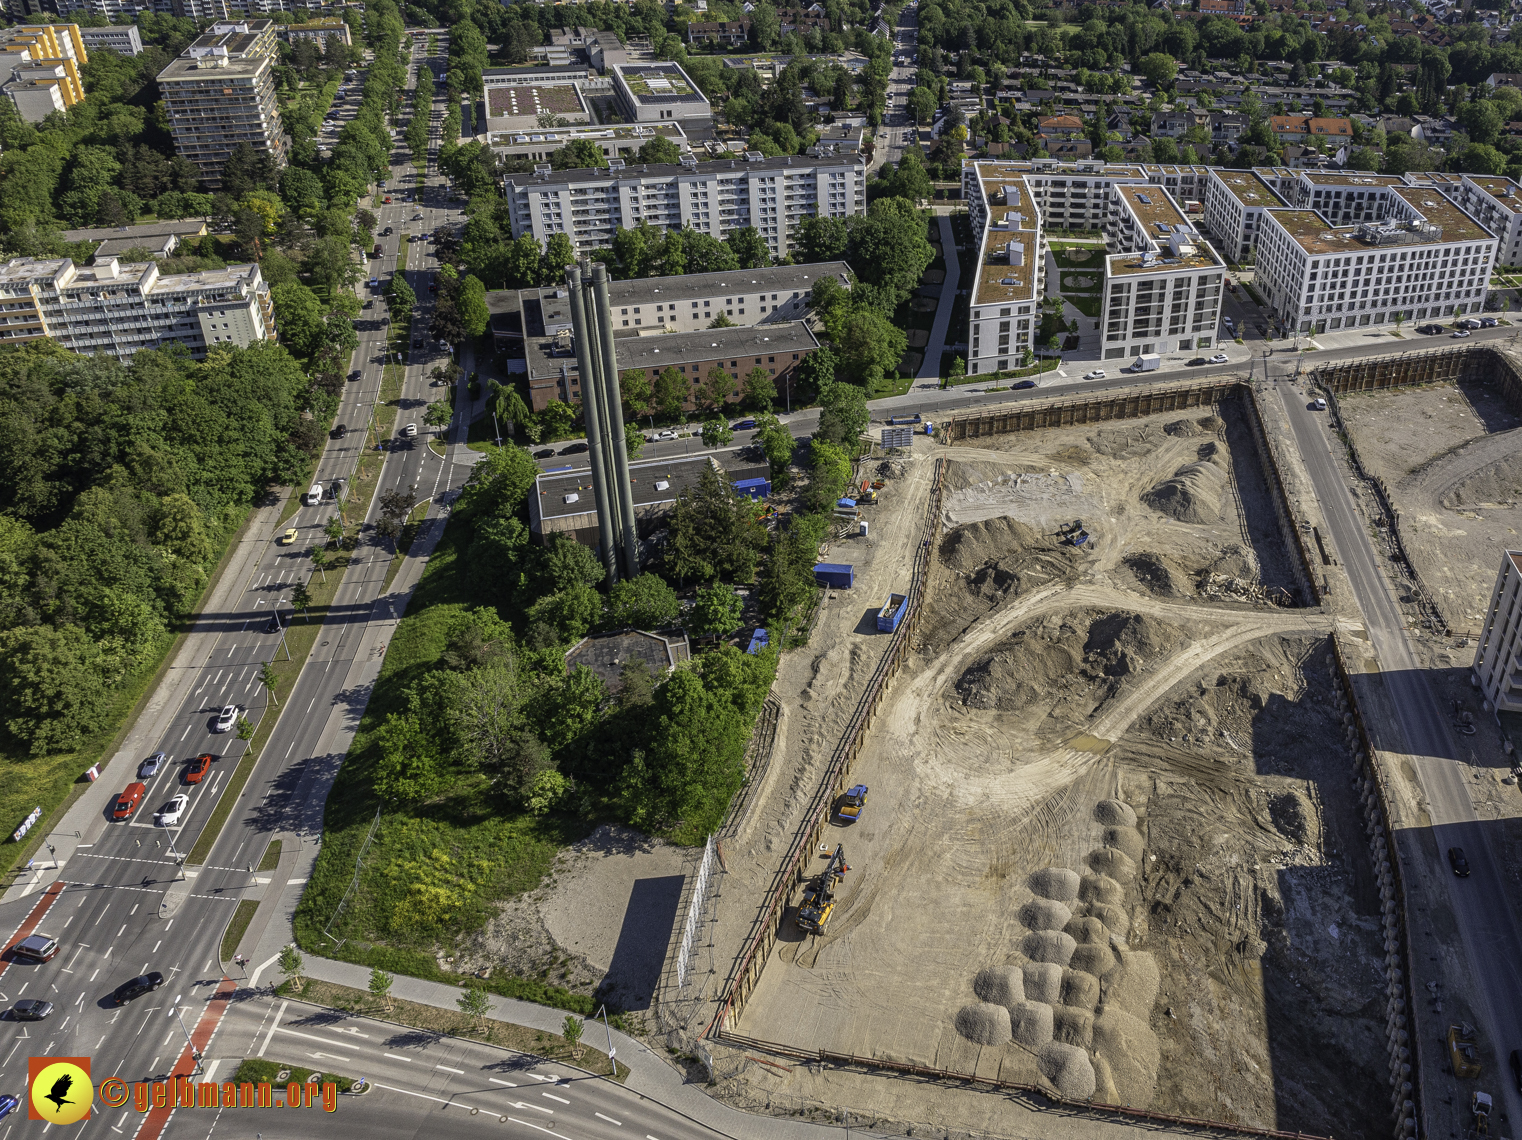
[712,399,1391,1137]
[1336,378,1522,634]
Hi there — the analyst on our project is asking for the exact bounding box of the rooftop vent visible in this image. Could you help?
[608,158,626,170]
[563,492,579,504]
[655,480,670,491]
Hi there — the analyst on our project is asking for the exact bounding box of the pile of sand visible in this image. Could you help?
[973,965,1024,1007]
[1083,612,1183,678]
[1023,930,1077,966]
[1012,1000,1055,1047]
[956,1001,1013,1045]
[1142,441,1228,524]
[1122,552,1192,598]
[1440,447,1522,507]
[1088,425,1162,461]
[1019,898,1072,931]
[1039,1041,1097,1100]
[1028,867,1081,902]
[1094,1005,1161,1103]
[1163,419,1204,437]
[1095,799,1138,828]
[953,638,1080,712]
[1024,962,1063,1003]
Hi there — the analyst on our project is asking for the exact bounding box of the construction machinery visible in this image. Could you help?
[835,785,868,823]
[1472,1091,1493,1136]
[797,843,848,934]
[1449,1023,1483,1080]
[1059,519,1091,547]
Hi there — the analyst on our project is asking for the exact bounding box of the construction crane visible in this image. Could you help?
[797,844,849,935]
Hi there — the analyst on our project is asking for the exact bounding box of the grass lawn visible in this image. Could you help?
[233,1058,357,1094]
[1050,247,1105,267]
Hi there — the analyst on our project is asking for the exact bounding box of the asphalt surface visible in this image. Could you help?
[0,35,500,1140]
[184,996,720,1140]
[1272,369,1522,1131]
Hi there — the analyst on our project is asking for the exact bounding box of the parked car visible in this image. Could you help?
[185,754,214,783]
[1209,353,1229,364]
[1083,369,1105,380]
[9,999,53,1021]
[1448,846,1471,877]
[655,430,677,440]
[156,794,190,827]
[1312,397,1328,411]
[559,442,588,455]
[111,972,165,1005]
[1481,316,1500,328]
[112,782,146,820]
[534,449,555,459]
[139,751,166,779]
[731,418,757,430]
[212,705,237,733]
[1185,357,1207,366]
[1012,379,1037,390]
[11,935,58,963]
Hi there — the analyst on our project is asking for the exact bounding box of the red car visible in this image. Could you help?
[112,782,146,820]
[383,196,392,203]
[184,754,214,784]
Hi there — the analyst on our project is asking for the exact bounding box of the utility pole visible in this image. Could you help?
[168,998,203,1075]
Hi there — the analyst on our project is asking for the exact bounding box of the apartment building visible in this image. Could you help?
[0,23,86,122]
[1269,115,1353,144]
[1252,185,1495,335]
[611,62,711,127]
[522,319,819,412]
[502,152,867,261]
[1201,169,1288,262]
[157,20,288,188]
[1101,185,1224,360]
[489,261,847,357]
[0,256,272,361]
[963,168,1044,375]
[77,23,142,55]
[491,123,688,166]
[1435,174,1522,266]
[282,17,351,49]
[1472,550,1522,714]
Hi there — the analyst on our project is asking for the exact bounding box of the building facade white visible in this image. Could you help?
[1473,551,1522,713]
[503,152,866,260]
[77,23,142,54]
[0,256,273,360]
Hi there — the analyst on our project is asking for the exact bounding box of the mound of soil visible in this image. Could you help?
[1012,1000,1055,1047]
[1024,962,1063,1003]
[1084,612,1184,677]
[1122,552,1192,598]
[956,1002,1012,1045]
[1095,799,1138,827]
[1089,425,1162,461]
[1029,867,1081,902]
[1441,446,1522,507]
[1039,1041,1097,1099]
[1163,419,1203,437]
[1142,442,1228,524]
[973,965,1024,1007]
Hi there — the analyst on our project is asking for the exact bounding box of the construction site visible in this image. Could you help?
[656,385,1396,1139]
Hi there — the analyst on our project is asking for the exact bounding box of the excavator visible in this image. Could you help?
[797,844,849,935]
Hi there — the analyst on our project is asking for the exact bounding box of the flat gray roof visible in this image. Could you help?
[61,220,208,243]
[507,151,863,189]
[524,318,817,381]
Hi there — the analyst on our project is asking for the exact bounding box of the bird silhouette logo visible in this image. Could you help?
[28,1058,93,1125]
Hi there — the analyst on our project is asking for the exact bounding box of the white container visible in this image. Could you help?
[859,521,870,537]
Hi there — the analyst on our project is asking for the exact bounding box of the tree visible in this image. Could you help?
[607,573,681,630]
[325,515,345,547]
[541,233,575,282]
[387,273,417,317]
[625,423,645,458]
[459,445,539,519]
[310,547,329,585]
[807,438,853,511]
[550,138,608,170]
[540,399,577,440]
[726,226,771,269]
[636,135,682,164]
[846,198,935,310]
[562,1015,585,1060]
[368,966,394,1011]
[620,367,654,421]
[707,313,736,329]
[737,367,777,414]
[814,378,870,448]
[271,282,328,358]
[457,983,492,1032]
[279,944,304,993]
[652,367,688,419]
[754,414,795,476]
[290,580,313,622]
[1137,53,1178,88]
[699,366,736,411]
[909,85,937,124]
[667,464,767,584]
[832,307,907,389]
[457,273,490,337]
[701,419,734,448]
[689,583,744,638]
[0,625,114,755]
[425,400,453,429]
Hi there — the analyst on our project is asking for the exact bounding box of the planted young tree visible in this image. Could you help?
[310,546,328,584]
[279,944,304,994]
[701,420,734,448]
[259,662,280,706]
[424,400,452,430]
[369,966,394,1011]
[457,983,491,1033]
[324,515,344,547]
[561,1015,585,1060]
[290,580,313,622]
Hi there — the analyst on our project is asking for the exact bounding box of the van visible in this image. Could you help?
[303,483,323,506]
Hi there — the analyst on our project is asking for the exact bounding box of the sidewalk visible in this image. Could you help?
[917,214,961,380]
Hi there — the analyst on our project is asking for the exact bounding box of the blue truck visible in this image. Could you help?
[814,563,854,589]
[877,593,908,632]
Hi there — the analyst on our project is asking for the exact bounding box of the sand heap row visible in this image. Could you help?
[954,799,1162,1105]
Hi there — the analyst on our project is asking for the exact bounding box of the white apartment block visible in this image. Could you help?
[0,256,273,361]
[1253,184,1495,335]
[1433,173,1522,266]
[502,152,866,260]
[77,23,142,55]
[1473,551,1522,713]
[157,20,287,187]
[1202,169,1288,262]
[963,160,1224,375]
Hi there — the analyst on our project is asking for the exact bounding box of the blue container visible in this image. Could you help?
[746,627,770,654]
[734,477,772,500]
[877,592,908,632]
[836,497,857,509]
[813,563,855,588]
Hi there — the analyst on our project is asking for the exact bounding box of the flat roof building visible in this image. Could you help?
[1474,551,1522,714]
[282,18,351,48]
[0,255,272,361]
[502,152,866,262]
[156,20,287,188]
[0,23,87,123]
[60,219,210,262]
[611,61,711,127]
[77,23,141,55]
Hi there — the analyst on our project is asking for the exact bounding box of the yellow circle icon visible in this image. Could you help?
[30,1061,93,1125]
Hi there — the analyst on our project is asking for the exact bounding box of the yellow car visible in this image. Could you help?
[279,527,299,545]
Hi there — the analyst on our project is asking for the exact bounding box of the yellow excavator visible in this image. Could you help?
[797,844,849,935]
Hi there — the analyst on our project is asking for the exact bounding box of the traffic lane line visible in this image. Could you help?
[131,976,237,1140]
[0,880,66,982]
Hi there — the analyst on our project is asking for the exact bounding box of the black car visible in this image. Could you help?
[382,226,393,236]
[331,424,348,439]
[534,449,555,459]
[9,999,52,1021]
[1448,846,1471,877]
[349,369,362,382]
[1185,357,1208,366]
[1012,379,1037,390]
[112,972,164,1005]
[559,442,589,455]
[414,338,423,347]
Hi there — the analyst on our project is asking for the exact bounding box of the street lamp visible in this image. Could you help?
[169,998,203,1075]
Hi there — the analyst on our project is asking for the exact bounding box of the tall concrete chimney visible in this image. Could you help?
[564,263,618,586]
[591,262,640,581]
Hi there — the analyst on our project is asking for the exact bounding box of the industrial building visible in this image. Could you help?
[156,20,288,188]
[1472,551,1522,714]
[502,152,867,261]
[0,256,273,361]
[0,23,87,123]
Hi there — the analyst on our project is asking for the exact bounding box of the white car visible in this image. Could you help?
[1209,353,1229,364]
[213,704,238,733]
[156,794,190,827]
[1083,369,1105,380]
[655,430,677,440]
[403,423,418,438]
